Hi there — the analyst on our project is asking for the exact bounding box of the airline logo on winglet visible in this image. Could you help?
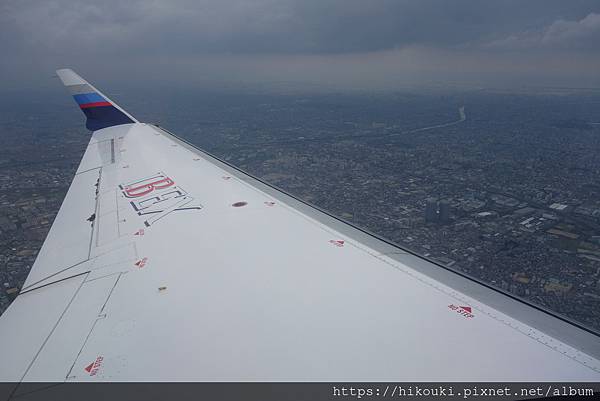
[56,68,136,131]
[73,92,111,109]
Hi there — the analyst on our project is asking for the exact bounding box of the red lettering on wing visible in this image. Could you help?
[124,177,174,198]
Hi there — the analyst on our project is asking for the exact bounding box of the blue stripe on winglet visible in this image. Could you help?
[73,93,106,105]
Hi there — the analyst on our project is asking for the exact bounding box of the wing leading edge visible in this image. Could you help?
[0,70,599,384]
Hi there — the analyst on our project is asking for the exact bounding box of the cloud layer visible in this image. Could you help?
[2,0,599,90]
[486,12,600,50]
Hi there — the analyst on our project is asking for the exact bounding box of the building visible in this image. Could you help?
[425,198,438,223]
[439,200,451,224]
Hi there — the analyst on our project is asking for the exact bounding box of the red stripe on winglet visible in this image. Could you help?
[80,101,112,109]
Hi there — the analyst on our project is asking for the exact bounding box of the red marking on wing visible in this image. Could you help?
[134,257,148,268]
[460,306,472,313]
[84,362,94,373]
[124,177,174,198]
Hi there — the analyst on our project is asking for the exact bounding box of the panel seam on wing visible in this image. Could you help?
[17,274,89,383]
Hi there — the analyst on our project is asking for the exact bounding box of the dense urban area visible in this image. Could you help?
[1,85,600,332]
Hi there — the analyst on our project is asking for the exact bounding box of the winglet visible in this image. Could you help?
[56,69,138,131]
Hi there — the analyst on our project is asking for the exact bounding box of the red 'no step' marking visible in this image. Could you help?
[84,356,104,376]
[329,240,345,247]
[448,304,475,319]
[134,257,148,268]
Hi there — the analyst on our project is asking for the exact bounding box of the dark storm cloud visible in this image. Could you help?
[286,0,600,53]
[4,0,599,54]
[1,0,599,89]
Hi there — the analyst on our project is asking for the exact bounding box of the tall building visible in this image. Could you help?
[425,198,438,223]
[439,200,451,224]
[425,198,451,224]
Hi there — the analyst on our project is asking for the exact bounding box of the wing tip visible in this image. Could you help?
[56,68,86,87]
[56,68,139,130]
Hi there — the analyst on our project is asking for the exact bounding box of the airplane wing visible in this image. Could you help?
[0,69,599,384]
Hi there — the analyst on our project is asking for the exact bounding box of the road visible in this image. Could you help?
[401,106,466,135]
[229,106,468,148]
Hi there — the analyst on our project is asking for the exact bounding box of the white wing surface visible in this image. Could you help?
[0,69,599,383]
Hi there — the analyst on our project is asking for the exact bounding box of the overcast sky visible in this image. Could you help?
[2,0,600,91]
